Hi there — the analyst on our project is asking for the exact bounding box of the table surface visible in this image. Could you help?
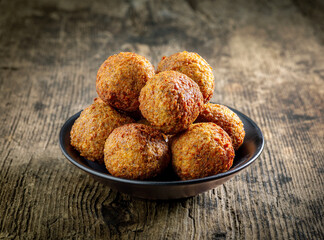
[0,0,323,239]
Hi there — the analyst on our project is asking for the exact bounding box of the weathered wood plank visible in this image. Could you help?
[0,0,323,239]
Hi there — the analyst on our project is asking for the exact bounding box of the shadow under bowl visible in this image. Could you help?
[59,105,264,200]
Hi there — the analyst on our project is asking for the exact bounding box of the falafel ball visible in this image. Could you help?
[196,103,245,150]
[70,98,135,163]
[156,51,214,103]
[171,122,235,180]
[104,123,170,180]
[139,70,203,134]
[96,52,155,112]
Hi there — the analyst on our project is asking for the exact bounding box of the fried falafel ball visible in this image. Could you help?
[156,51,214,103]
[70,98,135,163]
[196,103,245,150]
[96,52,155,112]
[171,122,235,180]
[139,70,203,134]
[104,123,170,180]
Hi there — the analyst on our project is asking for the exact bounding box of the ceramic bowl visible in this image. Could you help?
[59,105,264,200]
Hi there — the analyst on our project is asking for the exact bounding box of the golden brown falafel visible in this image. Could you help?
[156,51,214,103]
[70,98,135,163]
[139,70,203,134]
[104,123,170,180]
[171,122,235,180]
[96,52,155,112]
[196,103,245,150]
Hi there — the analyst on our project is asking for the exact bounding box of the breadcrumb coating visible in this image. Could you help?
[70,98,135,163]
[96,52,155,112]
[157,51,214,103]
[104,123,170,180]
[171,122,235,180]
[139,70,203,134]
[196,103,245,150]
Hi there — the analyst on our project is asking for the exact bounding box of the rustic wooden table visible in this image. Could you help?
[0,0,323,239]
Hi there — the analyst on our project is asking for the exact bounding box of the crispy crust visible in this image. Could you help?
[104,123,170,180]
[70,98,135,163]
[96,52,155,112]
[139,70,203,134]
[156,51,214,103]
[136,118,172,142]
[171,122,235,180]
[196,103,245,150]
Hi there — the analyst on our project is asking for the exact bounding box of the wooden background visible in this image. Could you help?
[0,0,323,239]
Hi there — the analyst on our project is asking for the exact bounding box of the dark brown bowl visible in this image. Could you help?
[59,105,264,200]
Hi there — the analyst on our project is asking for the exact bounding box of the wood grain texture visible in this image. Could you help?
[0,0,323,239]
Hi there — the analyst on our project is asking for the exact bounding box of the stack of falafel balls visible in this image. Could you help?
[70,51,245,180]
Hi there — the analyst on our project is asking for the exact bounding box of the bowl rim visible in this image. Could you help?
[59,106,264,186]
